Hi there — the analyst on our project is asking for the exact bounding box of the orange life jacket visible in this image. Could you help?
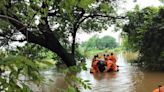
[153,86,164,92]
[106,60,113,69]
[105,59,118,72]
[91,59,100,73]
[109,55,116,63]
[92,60,98,67]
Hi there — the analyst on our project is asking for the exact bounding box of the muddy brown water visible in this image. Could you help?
[36,53,164,92]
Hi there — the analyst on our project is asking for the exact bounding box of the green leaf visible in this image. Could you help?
[88,86,92,90]
[0,0,7,12]
[60,0,77,13]
[25,60,36,69]
[84,80,90,82]
[79,0,96,9]
[66,86,76,92]
[84,84,87,89]
[100,3,109,13]
[22,84,31,92]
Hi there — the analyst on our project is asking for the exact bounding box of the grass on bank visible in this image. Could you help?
[79,47,122,58]
[123,51,139,62]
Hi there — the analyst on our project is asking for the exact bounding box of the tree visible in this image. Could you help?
[122,6,164,70]
[97,35,118,49]
[159,0,164,3]
[82,35,118,50]
[123,6,159,51]
[140,8,164,69]
[81,35,99,50]
[0,0,124,66]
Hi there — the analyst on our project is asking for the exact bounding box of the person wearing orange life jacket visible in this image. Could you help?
[103,54,107,65]
[109,53,118,71]
[109,52,117,64]
[90,55,100,73]
[104,58,113,72]
[103,55,114,72]
[104,54,118,72]
[95,53,106,72]
[153,85,164,92]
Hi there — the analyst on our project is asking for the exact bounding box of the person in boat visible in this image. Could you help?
[109,52,118,71]
[104,54,118,72]
[104,55,113,72]
[97,53,106,72]
[90,55,100,73]
[153,85,164,92]
[103,54,107,61]
[109,52,117,64]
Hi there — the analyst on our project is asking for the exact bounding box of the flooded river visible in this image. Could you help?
[39,53,164,92]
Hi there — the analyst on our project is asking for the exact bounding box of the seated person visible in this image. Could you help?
[109,52,118,71]
[97,53,106,72]
[109,53,117,64]
[90,55,100,73]
[97,59,106,72]
[104,54,118,72]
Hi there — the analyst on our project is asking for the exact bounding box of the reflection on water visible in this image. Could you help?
[40,53,164,92]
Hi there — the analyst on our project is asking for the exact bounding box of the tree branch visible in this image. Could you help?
[48,12,61,17]
[0,14,27,31]
[80,14,126,24]
[10,39,26,42]
[0,14,45,46]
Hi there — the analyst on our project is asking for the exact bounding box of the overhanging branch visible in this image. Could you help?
[80,14,126,24]
[10,39,26,42]
[0,14,27,31]
[0,14,45,46]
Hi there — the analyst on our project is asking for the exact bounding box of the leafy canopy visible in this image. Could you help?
[122,6,164,70]
[0,0,121,47]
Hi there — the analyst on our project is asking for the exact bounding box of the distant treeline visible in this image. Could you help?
[81,35,118,50]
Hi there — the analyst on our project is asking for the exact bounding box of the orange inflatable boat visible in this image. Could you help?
[153,85,164,92]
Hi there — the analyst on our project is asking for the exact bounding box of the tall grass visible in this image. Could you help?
[123,51,139,62]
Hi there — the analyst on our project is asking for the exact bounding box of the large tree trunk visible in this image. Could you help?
[42,31,76,67]
[26,29,77,67]
[0,14,76,67]
[26,30,77,67]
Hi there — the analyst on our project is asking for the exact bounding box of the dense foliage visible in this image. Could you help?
[0,0,124,66]
[0,43,59,91]
[82,35,118,50]
[0,0,125,91]
[122,6,164,70]
[0,52,43,92]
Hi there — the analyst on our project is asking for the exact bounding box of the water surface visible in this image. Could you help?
[39,53,164,92]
